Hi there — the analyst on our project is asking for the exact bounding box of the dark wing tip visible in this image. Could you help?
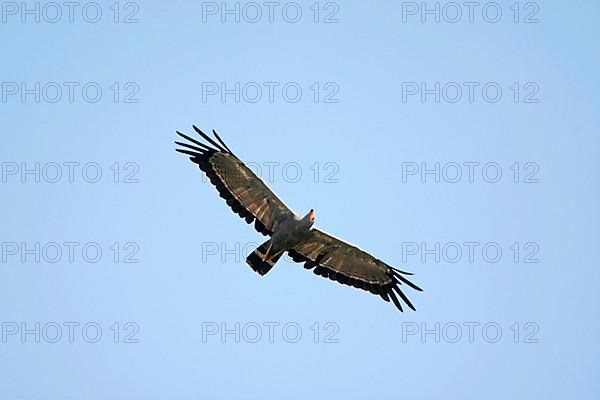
[175,131,215,154]
[392,285,416,311]
[396,274,424,292]
[390,266,414,276]
[212,129,234,154]
[388,290,404,312]
[390,268,423,292]
[192,125,228,153]
[175,141,209,154]
[175,148,199,157]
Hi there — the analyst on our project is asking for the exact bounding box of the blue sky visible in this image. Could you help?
[1,1,599,399]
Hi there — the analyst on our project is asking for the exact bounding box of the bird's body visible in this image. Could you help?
[176,126,423,313]
[270,211,314,252]
[245,211,314,276]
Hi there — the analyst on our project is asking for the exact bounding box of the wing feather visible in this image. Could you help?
[212,129,234,153]
[192,125,228,152]
[288,229,422,312]
[175,127,293,235]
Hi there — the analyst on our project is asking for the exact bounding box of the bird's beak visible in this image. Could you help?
[310,209,316,222]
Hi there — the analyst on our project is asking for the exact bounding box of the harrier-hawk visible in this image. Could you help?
[175,126,423,312]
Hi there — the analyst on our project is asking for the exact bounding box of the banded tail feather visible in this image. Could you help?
[246,240,284,276]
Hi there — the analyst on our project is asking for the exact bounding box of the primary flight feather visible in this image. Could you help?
[175,126,423,312]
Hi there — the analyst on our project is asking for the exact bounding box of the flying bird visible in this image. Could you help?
[175,126,423,312]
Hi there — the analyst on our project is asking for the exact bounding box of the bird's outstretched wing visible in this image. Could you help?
[288,229,423,312]
[175,126,294,236]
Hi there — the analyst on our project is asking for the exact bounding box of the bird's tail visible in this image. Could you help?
[246,240,283,276]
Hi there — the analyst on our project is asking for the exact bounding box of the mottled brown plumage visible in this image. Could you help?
[176,126,422,312]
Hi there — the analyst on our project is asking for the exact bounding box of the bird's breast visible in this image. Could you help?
[272,219,310,249]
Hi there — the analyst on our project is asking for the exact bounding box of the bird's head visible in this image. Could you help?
[305,209,316,228]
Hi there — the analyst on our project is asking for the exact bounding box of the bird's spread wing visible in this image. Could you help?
[288,229,422,312]
[175,126,294,236]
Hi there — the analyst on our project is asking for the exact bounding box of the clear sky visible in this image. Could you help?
[1,1,599,399]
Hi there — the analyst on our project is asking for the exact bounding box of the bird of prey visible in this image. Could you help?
[175,126,423,312]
